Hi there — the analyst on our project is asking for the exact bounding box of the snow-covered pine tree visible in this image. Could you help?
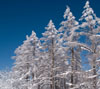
[27,31,41,89]
[38,20,68,89]
[12,31,40,89]
[38,20,57,89]
[80,1,100,89]
[59,6,84,89]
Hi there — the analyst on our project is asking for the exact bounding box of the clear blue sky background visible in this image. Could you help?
[0,0,99,70]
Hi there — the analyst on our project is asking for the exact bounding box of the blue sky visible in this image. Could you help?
[0,0,99,70]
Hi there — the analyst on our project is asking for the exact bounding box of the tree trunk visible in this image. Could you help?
[63,59,67,89]
[90,25,97,89]
[92,40,97,89]
[71,48,74,88]
[51,38,55,89]
[93,65,97,89]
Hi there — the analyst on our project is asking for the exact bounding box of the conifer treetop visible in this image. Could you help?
[64,6,75,21]
[45,20,56,31]
[80,0,96,22]
[42,20,57,39]
[61,6,79,27]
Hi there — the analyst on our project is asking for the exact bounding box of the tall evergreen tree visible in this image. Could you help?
[12,31,40,89]
[59,6,86,89]
[80,1,100,89]
[38,20,68,89]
